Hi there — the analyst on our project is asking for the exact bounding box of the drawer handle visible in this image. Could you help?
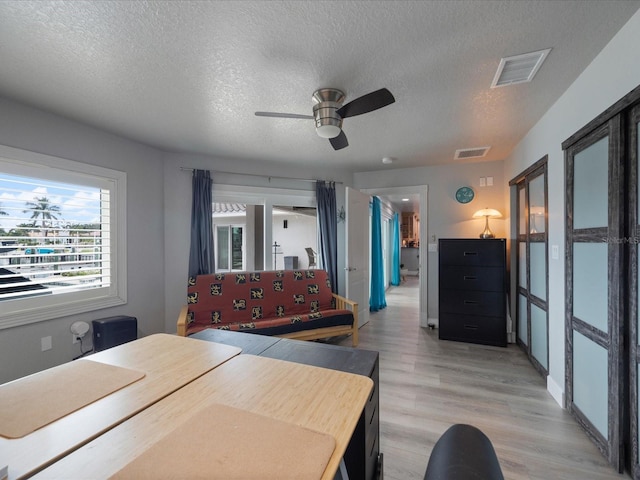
[370,433,378,457]
[464,324,479,330]
[463,251,478,256]
[463,300,478,305]
[463,275,477,280]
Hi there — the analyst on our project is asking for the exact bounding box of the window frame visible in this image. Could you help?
[0,144,127,329]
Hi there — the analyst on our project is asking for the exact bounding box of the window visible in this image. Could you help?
[0,145,126,329]
[211,185,317,271]
[215,224,244,271]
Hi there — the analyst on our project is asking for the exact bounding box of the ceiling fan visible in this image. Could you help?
[255,88,395,150]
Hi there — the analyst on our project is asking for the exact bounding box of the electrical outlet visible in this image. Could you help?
[73,334,82,344]
[41,336,52,351]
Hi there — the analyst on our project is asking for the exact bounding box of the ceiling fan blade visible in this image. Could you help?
[329,130,349,150]
[336,88,395,118]
[255,111,313,120]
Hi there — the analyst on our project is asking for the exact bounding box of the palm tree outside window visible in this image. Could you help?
[23,196,62,239]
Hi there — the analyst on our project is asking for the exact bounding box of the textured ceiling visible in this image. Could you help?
[0,0,638,172]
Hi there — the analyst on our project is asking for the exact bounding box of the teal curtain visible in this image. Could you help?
[370,196,387,312]
[390,212,401,286]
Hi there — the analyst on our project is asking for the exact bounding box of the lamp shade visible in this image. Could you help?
[529,206,545,216]
[473,208,502,218]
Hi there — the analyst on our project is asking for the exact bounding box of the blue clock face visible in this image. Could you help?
[455,186,475,204]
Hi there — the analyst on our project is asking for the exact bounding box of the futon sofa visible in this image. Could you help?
[177,269,359,346]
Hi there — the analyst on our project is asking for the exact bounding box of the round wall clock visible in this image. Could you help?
[455,186,475,204]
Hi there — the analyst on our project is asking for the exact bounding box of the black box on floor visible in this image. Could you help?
[92,316,137,352]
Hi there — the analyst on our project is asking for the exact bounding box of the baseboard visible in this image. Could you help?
[423,317,438,329]
[547,375,565,408]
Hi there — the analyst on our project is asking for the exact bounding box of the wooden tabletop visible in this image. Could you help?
[34,354,374,480]
[0,334,241,480]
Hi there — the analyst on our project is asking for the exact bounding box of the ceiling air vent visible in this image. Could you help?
[454,147,491,160]
[491,48,551,88]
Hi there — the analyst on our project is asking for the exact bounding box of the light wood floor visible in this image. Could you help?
[337,277,628,480]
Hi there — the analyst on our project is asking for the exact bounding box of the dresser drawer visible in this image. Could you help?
[439,313,507,347]
[439,289,505,316]
[439,266,504,292]
[366,400,379,457]
[439,239,505,267]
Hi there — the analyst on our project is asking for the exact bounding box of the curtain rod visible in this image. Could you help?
[179,167,343,185]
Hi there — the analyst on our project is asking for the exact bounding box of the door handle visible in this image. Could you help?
[345,267,357,271]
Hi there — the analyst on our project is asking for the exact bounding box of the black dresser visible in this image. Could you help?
[190,328,381,480]
[438,238,507,347]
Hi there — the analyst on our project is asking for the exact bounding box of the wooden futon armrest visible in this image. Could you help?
[177,305,189,337]
[332,293,358,312]
[332,293,359,346]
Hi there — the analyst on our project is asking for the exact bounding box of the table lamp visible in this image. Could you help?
[473,208,502,239]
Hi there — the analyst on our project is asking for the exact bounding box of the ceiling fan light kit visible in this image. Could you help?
[255,87,395,150]
[313,88,345,139]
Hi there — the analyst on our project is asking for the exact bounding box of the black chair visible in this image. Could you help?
[305,247,317,268]
[424,424,504,480]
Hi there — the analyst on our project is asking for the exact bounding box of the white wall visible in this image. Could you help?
[354,160,507,320]
[0,96,165,384]
[272,212,317,269]
[502,10,640,406]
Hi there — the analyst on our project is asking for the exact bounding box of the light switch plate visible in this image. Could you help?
[552,245,559,260]
[487,176,494,186]
[428,243,438,252]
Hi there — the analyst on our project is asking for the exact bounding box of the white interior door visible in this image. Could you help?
[346,187,370,328]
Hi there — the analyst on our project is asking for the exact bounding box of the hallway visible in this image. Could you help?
[338,277,626,479]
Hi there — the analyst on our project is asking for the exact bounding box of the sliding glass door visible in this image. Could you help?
[215,225,244,271]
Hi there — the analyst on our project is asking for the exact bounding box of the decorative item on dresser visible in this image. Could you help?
[472,208,502,239]
[438,238,507,347]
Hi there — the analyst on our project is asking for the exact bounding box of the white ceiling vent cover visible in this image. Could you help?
[454,146,491,160]
[491,48,551,88]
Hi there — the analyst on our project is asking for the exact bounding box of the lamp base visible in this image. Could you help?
[479,216,495,239]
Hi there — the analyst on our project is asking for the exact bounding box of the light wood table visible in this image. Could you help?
[0,334,241,480]
[34,354,374,479]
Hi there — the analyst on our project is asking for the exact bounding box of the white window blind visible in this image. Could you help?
[0,145,126,329]
[0,175,110,299]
